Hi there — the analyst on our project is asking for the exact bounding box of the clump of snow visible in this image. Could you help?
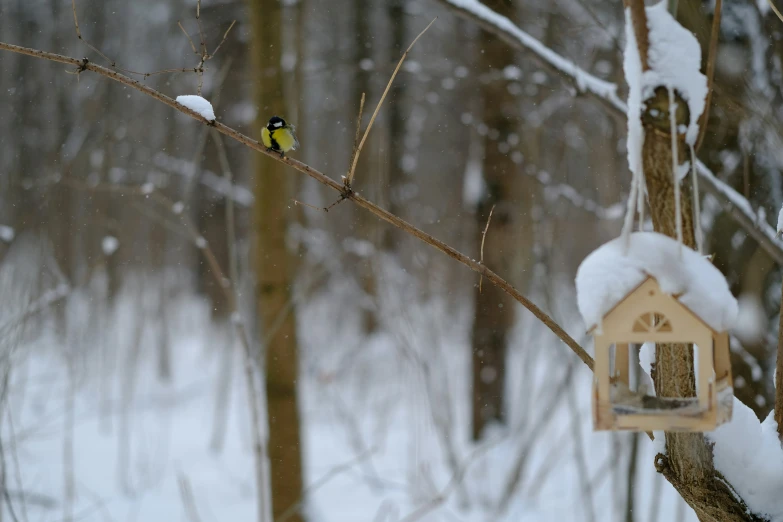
[0,225,14,242]
[643,2,707,146]
[102,235,119,256]
[733,294,767,345]
[141,182,155,195]
[176,95,216,121]
[172,201,185,215]
[623,4,646,190]
[706,401,783,520]
[777,203,783,237]
[575,232,737,332]
[623,2,708,183]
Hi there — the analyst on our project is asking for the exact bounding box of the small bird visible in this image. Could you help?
[261,116,300,156]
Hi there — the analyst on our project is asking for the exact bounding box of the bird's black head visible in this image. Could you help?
[267,116,287,131]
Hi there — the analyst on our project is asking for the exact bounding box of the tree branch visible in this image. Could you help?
[777,276,783,439]
[623,0,650,71]
[434,0,783,266]
[434,0,626,114]
[0,41,594,372]
[695,0,721,152]
[346,18,436,188]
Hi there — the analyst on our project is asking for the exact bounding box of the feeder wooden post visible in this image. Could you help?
[615,343,630,386]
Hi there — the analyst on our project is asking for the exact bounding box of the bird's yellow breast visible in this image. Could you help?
[271,127,298,152]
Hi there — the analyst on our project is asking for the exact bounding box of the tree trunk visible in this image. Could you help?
[353,0,379,334]
[471,0,518,440]
[249,0,305,519]
[627,3,763,519]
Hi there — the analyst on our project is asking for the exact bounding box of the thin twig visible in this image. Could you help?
[177,473,204,522]
[178,21,199,54]
[347,18,437,186]
[0,40,596,372]
[63,355,76,522]
[345,93,366,187]
[478,205,495,293]
[690,145,704,253]
[292,199,327,212]
[275,449,377,522]
[209,128,239,453]
[211,130,239,303]
[648,470,663,522]
[184,57,234,206]
[567,382,596,522]
[325,195,349,212]
[0,372,21,522]
[72,0,116,66]
[196,0,206,58]
[3,409,29,522]
[776,275,783,440]
[768,0,783,23]
[212,21,237,59]
[398,434,509,522]
[695,0,721,152]
[626,432,640,522]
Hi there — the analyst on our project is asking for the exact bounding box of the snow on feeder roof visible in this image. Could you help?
[575,232,737,333]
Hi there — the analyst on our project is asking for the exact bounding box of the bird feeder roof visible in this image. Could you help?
[575,232,737,333]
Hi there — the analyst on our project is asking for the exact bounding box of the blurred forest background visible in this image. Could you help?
[1,0,782,520]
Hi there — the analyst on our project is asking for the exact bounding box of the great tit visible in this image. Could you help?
[262,116,300,156]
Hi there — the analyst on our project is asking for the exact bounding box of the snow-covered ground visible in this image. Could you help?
[2,266,695,521]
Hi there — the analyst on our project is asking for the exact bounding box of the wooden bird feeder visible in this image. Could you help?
[591,276,733,432]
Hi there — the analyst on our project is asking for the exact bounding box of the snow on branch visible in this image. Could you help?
[706,398,783,521]
[437,0,783,266]
[176,95,216,122]
[436,0,626,113]
[700,161,783,265]
[629,2,707,147]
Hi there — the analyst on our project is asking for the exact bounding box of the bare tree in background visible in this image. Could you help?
[249,0,305,519]
[470,0,525,440]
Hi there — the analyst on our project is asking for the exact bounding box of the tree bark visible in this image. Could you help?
[471,0,519,440]
[249,0,305,519]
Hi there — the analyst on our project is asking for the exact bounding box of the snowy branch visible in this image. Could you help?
[436,0,783,266]
[0,41,594,372]
[434,0,626,114]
